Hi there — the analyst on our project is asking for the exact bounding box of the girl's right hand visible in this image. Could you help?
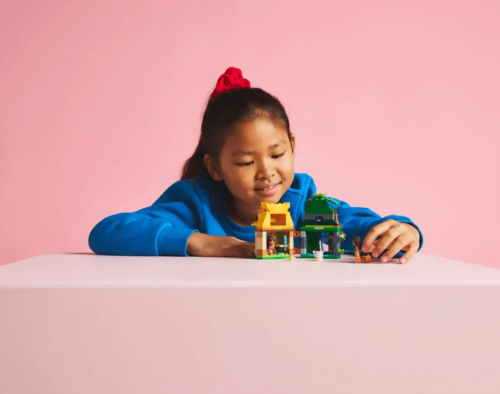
[187,233,255,258]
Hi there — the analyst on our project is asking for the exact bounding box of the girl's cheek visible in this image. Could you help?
[238,167,254,181]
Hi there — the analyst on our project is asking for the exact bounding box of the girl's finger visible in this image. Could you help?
[368,239,395,255]
[379,235,411,263]
[371,226,405,258]
[238,242,256,258]
[399,241,419,264]
[362,219,397,252]
[378,238,397,250]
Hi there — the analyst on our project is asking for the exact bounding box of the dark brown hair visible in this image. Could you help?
[352,236,362,249]
[181,87,293,180]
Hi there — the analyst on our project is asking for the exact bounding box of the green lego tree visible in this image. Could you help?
[304,193,340,214]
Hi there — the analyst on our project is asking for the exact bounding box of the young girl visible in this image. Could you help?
[89,67,423,263]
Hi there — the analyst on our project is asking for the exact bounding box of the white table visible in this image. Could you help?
[1,253,499,394]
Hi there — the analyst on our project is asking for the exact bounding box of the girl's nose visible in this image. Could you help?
[256,162,276,180]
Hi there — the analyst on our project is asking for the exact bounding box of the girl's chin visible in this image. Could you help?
[253,194,282,204]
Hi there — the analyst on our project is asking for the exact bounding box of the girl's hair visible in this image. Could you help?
[352,236,362,249]
[180,87,293,180]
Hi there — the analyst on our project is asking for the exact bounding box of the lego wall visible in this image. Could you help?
[1,0,498,267]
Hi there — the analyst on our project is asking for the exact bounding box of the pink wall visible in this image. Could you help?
[1,0,499,268]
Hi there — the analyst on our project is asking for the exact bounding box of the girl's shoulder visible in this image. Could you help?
[288,173,316,197]
[152,173,216,206]
[282,173,317,221]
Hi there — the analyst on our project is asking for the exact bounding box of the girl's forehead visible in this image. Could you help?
[227,119,288,146]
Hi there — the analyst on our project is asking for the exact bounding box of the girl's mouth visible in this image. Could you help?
[255,182,281,197]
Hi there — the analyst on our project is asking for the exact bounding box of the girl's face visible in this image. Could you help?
[207,118,295,211]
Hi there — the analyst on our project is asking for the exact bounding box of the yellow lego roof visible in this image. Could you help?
[252,202,294,229]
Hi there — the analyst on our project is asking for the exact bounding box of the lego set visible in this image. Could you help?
[251,193,377,263]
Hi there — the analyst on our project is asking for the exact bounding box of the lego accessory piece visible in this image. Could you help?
[210,67,251,99]
[313,250,324,261]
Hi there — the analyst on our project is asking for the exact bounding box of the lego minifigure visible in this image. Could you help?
[267,235,276,256]
[352,236,372,263]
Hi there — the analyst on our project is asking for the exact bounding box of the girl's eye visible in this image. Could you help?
[236,161,254,166]
[272,151,286,159]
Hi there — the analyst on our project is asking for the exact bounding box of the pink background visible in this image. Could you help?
[0,0,499,268]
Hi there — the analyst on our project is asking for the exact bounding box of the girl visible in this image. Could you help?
[89,67,423,263]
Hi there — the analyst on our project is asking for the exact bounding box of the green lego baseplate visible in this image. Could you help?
[300,254,341,259]
[252,254,291,260]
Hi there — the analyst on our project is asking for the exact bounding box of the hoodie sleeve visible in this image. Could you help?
[336,199,424,256]
[88,180,202,257]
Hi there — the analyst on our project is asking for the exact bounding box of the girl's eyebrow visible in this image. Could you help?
[269,139,286,149]
[232,150,253,157]
[231,139,286,157]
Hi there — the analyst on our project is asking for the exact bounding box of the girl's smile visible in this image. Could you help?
[254,182,282,197]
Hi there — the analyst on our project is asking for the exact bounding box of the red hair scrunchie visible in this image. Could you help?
[210,67,251,99]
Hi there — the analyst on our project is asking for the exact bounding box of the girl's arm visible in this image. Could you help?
[88,179,254,258]
[88,181,199,256]
[336,200,424,259]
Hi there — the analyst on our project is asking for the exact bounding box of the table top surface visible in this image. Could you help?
[0,253,499,288]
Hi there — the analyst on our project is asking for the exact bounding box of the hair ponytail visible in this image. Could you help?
[181,141,207,180]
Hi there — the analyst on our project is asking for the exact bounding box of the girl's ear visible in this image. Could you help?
[204,154,223,181]
[290,133,296,153]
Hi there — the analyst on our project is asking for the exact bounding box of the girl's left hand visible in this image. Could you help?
[361,220,420,264]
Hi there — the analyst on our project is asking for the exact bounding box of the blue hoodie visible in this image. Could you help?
[89,172,423,257]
